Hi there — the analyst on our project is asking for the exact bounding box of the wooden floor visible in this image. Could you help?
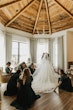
[1,83,73,110]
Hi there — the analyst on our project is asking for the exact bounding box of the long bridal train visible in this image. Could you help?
[32,53,59,94]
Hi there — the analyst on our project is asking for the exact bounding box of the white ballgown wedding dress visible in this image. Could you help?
[32,53,58,93]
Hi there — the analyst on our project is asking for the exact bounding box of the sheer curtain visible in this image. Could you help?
[50,37,64,69]
[53,38,58,68]
[37,39,49,63]
[0,30,5,71]
[57,36,64,69]
[49,38,53,63]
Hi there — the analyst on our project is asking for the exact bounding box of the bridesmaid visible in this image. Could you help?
[5,62,12,75]
[11,68,40,110]
[54,69,73,92]
[4,70,21,96]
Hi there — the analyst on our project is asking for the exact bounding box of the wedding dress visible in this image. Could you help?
[32,53,58,93]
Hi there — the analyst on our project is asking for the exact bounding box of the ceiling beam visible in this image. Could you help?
[54,0,73,19]
[44,0,52,34]
[5,0,36,27]
[0,0,21,9]
[33,0,43,34]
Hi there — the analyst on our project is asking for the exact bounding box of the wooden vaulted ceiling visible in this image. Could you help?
[0,0,73,34]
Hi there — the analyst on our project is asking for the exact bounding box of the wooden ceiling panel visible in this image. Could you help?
[0,0,14,5]
[0,16,6,25]
[16,18,34,28]
[0,10,9,24]
[18,15,35,24]
[10,23,33,33]
[52,20,73,29]
[12,21,33,30]
[1,2,24,19]
[37,1,48,26]
[10,26,33,33]
[21,1,40,21]
[51,13,68,23]
[54,0,73,19]
[57,0,73,15]
[31,0,40,11]
[52,16,71,25]
[49,4,65,18]
[22,9,37,19]
[0,0,73,35]
[52,24,73,33]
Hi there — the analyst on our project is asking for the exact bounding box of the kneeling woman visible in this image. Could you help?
[54,69,73,92]
[11,68,40,110]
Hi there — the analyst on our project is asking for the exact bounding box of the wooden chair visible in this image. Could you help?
[0,70,11,83]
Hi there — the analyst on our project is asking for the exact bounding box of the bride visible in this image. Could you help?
[32,53,58,93]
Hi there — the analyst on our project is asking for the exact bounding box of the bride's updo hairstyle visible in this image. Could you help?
[42,53,49,60]
[48,53,49,57]
[41,53,45,59]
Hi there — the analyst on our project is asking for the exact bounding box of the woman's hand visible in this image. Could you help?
[17,82,20,88]
[53,89,56,93]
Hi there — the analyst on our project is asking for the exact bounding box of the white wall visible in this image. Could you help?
[5,33,12,62]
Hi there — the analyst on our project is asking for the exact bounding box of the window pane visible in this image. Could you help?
[37,42,48,63]
[12,42,18,66]
[19,42,30,63]
[12,55,18,65]
[12,42,18,55]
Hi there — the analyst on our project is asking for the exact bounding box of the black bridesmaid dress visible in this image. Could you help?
[58,74,73,92]
[4,70,21,96]
[11,76,40,110]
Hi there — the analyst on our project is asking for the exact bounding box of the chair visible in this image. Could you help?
[0,70,11,83]
[68,62,73,69]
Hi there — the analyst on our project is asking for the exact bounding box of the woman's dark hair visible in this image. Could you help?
[21,62,27,67]
[48,54,49,57]
[30,63,34,66]
[16,70,21,74]
[59,69,66,75]
[6,62,11,65]
[41,53,45,59]
[23,68,30,79]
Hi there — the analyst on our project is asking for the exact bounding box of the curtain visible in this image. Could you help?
[6,33,12,63]
[57,36,64,69]
[49,38,53,63]
[30,39,34,63]
[0,30,5,71]
[52,38,58,68]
